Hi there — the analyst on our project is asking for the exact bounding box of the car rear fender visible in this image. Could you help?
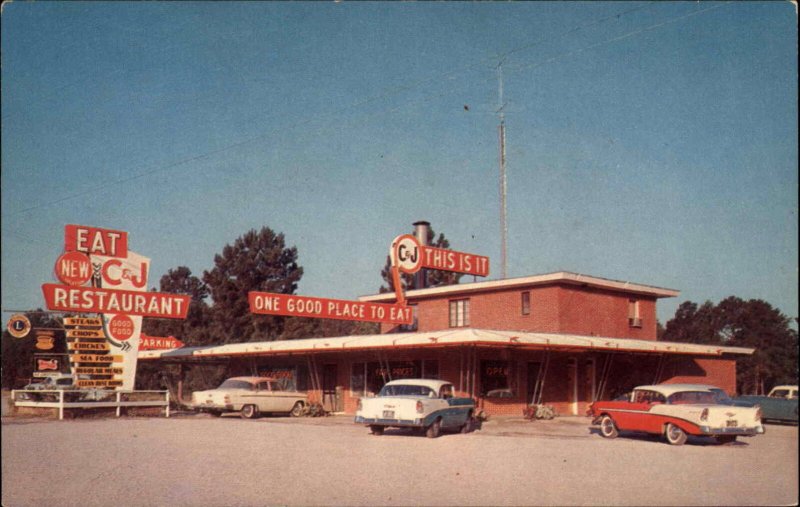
[660,416,701,435]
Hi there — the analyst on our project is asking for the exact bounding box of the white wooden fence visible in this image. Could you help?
[10,390,170,420]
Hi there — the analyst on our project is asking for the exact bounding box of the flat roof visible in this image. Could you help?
[358,271,680,303]
[138,328,752,362]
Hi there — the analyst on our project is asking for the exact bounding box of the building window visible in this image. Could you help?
[350,363,366,397]
[628,299,642,328]
[521,291,531,315]
[481,360,513,397]
[449,299,470,327]
[422,360,439,379]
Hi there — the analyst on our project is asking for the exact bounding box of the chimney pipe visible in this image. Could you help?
[413,221,430,290]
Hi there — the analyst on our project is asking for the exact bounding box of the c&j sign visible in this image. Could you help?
[41,225,189,390]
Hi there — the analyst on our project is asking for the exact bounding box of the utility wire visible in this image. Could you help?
[6,3,713,219]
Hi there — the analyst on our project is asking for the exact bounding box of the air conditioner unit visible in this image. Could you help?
[629,317,643,328]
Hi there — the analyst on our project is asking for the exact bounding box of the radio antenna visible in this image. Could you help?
[497,60,508,279]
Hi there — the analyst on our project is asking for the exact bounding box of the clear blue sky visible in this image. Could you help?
[2,2,797,327]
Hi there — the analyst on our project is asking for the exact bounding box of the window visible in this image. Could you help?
[422,360,439,379]
[521,291,531,315]
[449,299,470,327]
[350,363,366,397]
[628,299,642,328]
[439,384,454,399]
[633,390,666,404]
[352,360,436,396]
[481,360,514,397]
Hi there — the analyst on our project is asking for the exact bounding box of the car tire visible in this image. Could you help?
[599,415,619,439]
[210,411,222,417]
[716,435,737,445]
[370,425,385,435]
[426,418,441,438]
[241,404,259,419]
[665,423,688,445]
[460,414,474,434]
[290,401,304,417]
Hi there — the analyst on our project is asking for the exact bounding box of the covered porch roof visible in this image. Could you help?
[137,328,753,363]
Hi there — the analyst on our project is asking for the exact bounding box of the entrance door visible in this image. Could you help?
[527,362,542,405]
[322,364,338,412]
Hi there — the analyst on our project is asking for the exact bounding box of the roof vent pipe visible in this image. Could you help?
[413,221,430,290]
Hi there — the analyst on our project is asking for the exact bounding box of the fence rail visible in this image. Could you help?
[10,390,170,420]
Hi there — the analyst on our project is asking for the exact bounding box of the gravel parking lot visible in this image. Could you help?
[2,408,797,506]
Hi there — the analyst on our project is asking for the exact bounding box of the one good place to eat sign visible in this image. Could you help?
[42,225,189,390]
[249,292,413,325]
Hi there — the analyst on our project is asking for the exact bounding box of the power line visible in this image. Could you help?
[509,2,731,75]
[5,3,710,219]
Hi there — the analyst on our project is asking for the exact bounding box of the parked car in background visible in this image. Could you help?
[355,379,475,438]
[15,374,106,401]
[589,384,765,445]
[735,385,798,424]
[191,377,308,418]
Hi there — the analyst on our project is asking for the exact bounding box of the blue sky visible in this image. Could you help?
[2,2,797,327]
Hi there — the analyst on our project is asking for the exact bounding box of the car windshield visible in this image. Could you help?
[667,391,717,405]
[218,380,255,391]
[56,378,73,386]
[770,389,790,398]
[379,384,435,397]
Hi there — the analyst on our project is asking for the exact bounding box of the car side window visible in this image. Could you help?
[439,385,454,399]
[634,390,664,404]
[271,382,284,392]
[256,382,270,391]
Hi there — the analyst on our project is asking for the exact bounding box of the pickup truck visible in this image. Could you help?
[735,385,798,424]
[355,379,475,438]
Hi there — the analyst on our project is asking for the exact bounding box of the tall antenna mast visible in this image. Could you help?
[497,60,508,279]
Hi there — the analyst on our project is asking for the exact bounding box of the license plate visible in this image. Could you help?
[206,400,214,405]
[726,420,737,427]
[382,410,395,419]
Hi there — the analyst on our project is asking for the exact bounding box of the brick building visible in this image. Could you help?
[140,271,752,417]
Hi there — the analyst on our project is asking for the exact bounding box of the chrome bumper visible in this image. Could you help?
[354,415,422,427]
[699,425,765,436]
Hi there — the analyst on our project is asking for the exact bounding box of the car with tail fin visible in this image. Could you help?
[589,384,764,445]
[355,379,475,438]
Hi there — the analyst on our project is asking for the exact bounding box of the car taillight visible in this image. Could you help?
[755,406,762,421]
[416,400,424,413]
[700,408,709,421]
[357,399,362,411]
[224,395,230,404]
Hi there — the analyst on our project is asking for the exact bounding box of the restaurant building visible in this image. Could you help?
[139,271,752,416]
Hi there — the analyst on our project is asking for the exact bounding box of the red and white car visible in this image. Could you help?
[589,384,765,445]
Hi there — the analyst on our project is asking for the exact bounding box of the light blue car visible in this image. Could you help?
[736,385,798,424]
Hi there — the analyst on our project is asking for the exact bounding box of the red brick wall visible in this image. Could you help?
[558,286,657,340]
[660,356,738,395]
[382,283,659,340]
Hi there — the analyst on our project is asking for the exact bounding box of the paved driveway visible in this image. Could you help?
[2,411,797,506]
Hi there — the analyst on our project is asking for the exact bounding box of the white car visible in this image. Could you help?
[590,384,765,445]
[355,379,475,438]
[191,376,308,418]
